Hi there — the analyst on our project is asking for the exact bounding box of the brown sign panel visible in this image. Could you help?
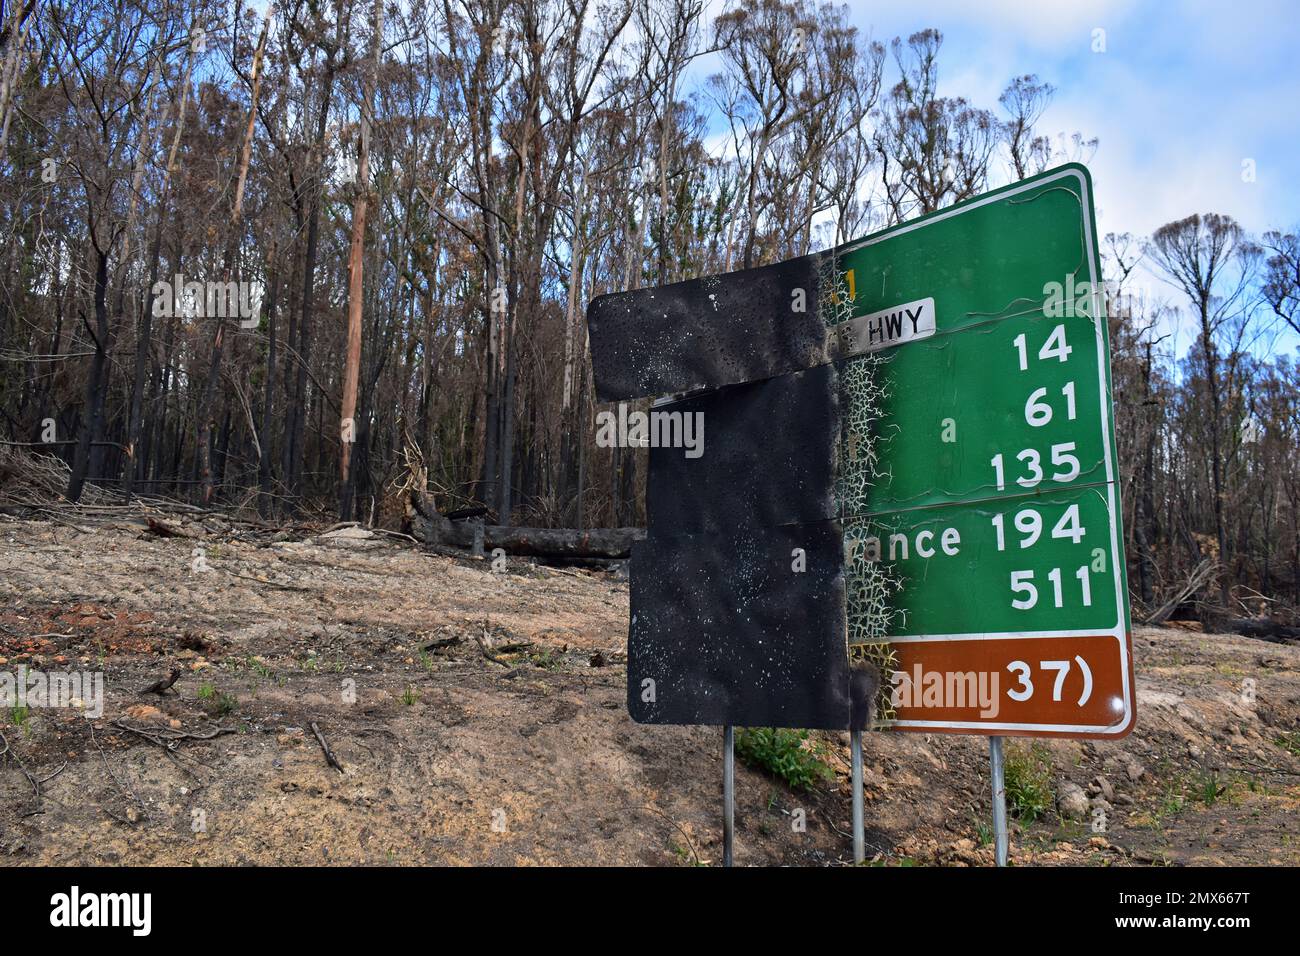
[887,634,1134,739]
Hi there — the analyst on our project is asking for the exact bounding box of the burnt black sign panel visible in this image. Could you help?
[644,364,840,536]
[628,520,852,730]
[587,259,872,731]
[586,254,828,402]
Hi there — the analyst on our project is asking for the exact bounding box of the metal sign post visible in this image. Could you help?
[851,728,865,864]
[989,735,1009,866]
[723,725,735,867]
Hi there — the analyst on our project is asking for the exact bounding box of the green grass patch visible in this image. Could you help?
[528,648,564,670]
[197,683,237,717]
[1003,741,1055,823]
[1156,784,1185,820]
[246,656,274,679]
[734,727,836,792]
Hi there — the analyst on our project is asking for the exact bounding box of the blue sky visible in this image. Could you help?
[694,0,1300,357]
[849,0,1299,240]
[841,0,1300,357]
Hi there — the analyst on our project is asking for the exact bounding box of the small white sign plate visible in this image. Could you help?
[834,296,936,357]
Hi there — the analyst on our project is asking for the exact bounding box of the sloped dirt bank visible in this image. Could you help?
[1,517,1297,866]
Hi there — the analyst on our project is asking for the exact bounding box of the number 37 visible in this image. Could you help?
[1005,657,1094,706]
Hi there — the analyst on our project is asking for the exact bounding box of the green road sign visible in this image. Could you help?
[832,164,1134,737]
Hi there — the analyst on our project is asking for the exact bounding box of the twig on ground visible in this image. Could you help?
[36,760,69,786]
[638,804,704,866]
[310,721,345,774]
[0,727,41,804]
[475,634,510,666]
[226,569,311,591]
[494,641,535,654]
[3,631,74,641]
[89,721,148,822]
[111,718,236,749]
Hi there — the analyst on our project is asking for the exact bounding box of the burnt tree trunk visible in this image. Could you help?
[67,246,111,502]
[409,492,643,559]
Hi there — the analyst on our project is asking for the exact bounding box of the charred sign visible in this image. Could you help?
[586,163,1134,739]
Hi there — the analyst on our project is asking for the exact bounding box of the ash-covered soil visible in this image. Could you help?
[1,515,1297,866]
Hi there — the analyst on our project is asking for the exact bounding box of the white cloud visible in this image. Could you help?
[862,0,1137,52]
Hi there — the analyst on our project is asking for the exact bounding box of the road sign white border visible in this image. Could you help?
[840,166,1133,736]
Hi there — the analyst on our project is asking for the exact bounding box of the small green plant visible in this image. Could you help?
[669,842,704,866]
[1141,783,1185,832]
[1003,741,1054,823]
[9,703,30,727]
[247,656,273,679]
[734,727,835,791]
[528,648,563,670]
[400,686,418,706]
[198,684,236,717]
[418,651,435,671]
[1275,731,1300,757]
[1159,785,1185,816]
[1195,770,1227,806]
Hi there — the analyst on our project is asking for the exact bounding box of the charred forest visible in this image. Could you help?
[0,0,1297,627]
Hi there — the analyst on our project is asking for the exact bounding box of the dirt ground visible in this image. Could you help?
[1,513,1297,866]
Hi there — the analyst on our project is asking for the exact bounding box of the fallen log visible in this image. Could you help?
[422,635,463,652]
[1219,617,1300,643]
[408,491,644,559]
[145,516,201,538]
[445,505,490,521]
